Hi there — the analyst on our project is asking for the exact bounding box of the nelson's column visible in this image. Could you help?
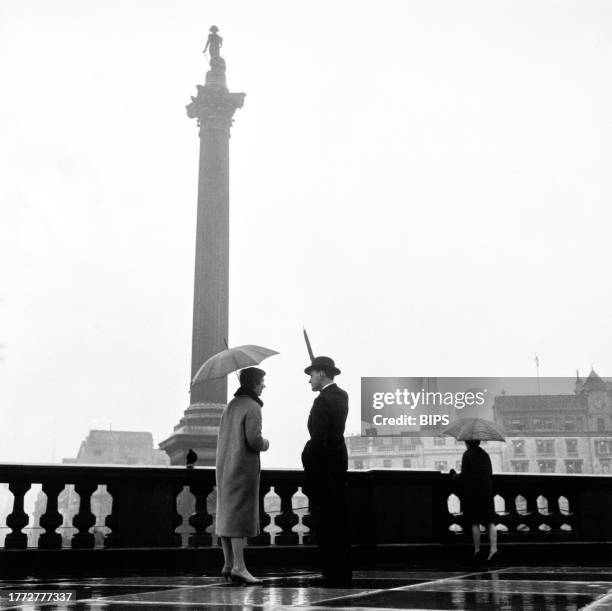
[160,27,245,466]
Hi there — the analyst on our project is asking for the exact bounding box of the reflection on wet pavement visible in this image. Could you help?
[1,566,611,610]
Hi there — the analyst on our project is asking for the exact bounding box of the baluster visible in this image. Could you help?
[38,482,64,549]
[497,493,512,532]
[524,492,538,531]
[104,483,119,548]
[71,482,97,549]
[249,485,271,545]
[274,482,299,545]
[301,487,315,545]
[564,493,577,533]
[172,483,185,547]
[206,489,217,544]
[5,481,31,549]
[548,492,564,531]
[188,482,214,546]
[292,487,309,545]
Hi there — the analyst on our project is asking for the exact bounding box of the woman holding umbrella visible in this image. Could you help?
[192,344,278,584]
[215,366,269,584]
[446,418,502,563]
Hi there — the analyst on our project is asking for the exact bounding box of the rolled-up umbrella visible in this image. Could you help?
[191,344,279,386]
[303,327,315,362]
[442,417,505,442]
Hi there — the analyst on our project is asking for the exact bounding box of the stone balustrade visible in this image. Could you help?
[1,464,611,551]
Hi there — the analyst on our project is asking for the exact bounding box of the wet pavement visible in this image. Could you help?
[1,566,612,609]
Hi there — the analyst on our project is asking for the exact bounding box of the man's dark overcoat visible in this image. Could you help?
[302,383,349,475]
[301,383,351,582]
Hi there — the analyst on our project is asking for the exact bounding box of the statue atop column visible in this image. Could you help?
[203,25,222,59]
[187,25,245,130]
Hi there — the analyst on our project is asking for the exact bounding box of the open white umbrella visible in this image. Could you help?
[442,417,505,442]
[191,344,279,386]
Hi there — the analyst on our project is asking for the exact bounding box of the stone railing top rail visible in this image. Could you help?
[0,464,610,486]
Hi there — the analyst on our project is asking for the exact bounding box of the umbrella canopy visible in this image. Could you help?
[191,344,279,386]
[442,417,505,442]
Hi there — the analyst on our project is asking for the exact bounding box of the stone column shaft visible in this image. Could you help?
[160,35,245,465]
[190,127,230,405]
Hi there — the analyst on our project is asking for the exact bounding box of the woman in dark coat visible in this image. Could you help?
[215,367,269,584]
[451,440,499,561]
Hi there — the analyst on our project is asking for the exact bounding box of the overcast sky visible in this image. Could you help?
[1,1,611,469]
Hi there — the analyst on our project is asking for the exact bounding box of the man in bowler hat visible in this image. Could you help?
[301,356,352,585]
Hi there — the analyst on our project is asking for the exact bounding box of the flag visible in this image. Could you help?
[303,327,315,362]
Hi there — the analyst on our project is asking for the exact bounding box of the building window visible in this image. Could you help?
[565,460,582,474]
[434,461,447,472]
[543,417,554,430]
[512,440,525,456]
[601,459,611,474]
[563,417,575,432]
[537,460,556,473]
[349,438,368,452]
[511,418,526,432]
[433,437,446,446]
[536,439,554,455]
[565,439,578,455]
[595,440,612,455]
[597,418,605,432]
[402,459,411,468]
[455,461,462,471]
[383,459,392,468]
[354,460,364,469]
[533,418,542,430]
[401,436,417,449]
[512,461,529,473]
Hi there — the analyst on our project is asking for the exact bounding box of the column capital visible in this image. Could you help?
[186,85,245,133]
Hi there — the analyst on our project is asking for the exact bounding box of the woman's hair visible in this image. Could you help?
[239,367,266,390]
[465,440,481,449]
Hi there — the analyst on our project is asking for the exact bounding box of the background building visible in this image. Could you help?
[346,434,504,473]
[349,370,612,475]
[63,430,170,466]
[350,376,504,472]
[493,369,612,474]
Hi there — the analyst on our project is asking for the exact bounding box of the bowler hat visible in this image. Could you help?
[304,356,341,376]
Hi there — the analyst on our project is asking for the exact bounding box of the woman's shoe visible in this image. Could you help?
[487,550,500,565]
[230,570,263,585]
[221,567,232,583]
